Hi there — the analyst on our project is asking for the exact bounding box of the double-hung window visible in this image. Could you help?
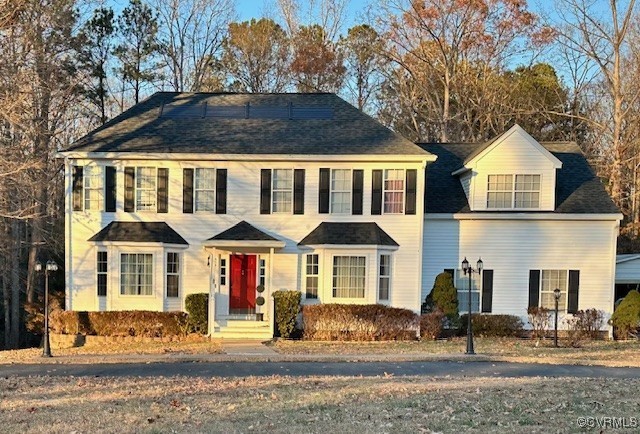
[383,169,404,214]
[332,256,366,298]
[487,174,540,209]
[540,270,567,311]
[84,166,104,211]
[456,270,481,313]
[136,167,157,211]
[305,254,319,299]
[166,252,180,298]
[97,251,107,296]
[120,253,153,295]
[330,169,351,214]
[272,169,293,213]
[379,255,391,301]
[195,168,215,212]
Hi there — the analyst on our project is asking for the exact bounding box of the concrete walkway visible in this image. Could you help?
[221,339,279,357]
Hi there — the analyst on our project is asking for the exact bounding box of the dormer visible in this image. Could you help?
[452,125,563,212]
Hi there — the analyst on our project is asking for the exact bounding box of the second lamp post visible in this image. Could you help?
[461,257,483,355]
[36,259,58,358]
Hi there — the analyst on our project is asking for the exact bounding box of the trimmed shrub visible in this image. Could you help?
[459,314,524,337]
[49,310,188,337]
[527,306,551,339]
[420,310,444,340]
[566,309,605,346]
[273,290,301,338]
[302,304,419,341]
[609,290,640,339]
[185,293,209,334]
[429,272,458,320]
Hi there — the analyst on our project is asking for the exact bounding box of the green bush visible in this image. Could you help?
[185,293,209,334]
[302,304,419,341]
[609,290,640,339]
[420,310,444,340]
[49,310,188,337]
[272,290,301,338]
[429,272,459,320]
[458,314,524,337]
[567,309,605,346]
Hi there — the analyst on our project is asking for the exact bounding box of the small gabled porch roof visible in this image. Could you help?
[203,221,285,249]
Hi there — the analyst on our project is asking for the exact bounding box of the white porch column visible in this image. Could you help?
[207,248,217,336]
[268,247,275,335]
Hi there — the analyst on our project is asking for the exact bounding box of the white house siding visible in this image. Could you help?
[66,158,427,315]
[423,216,619,327]
[471,130,558,211]
[615,256,640,284]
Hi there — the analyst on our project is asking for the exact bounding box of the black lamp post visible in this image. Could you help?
[553,288,561,348]
[36,259,58,357]
[462,257,483,355]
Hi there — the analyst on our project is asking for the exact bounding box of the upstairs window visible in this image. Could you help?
[195,168,216,212]
[383,169,405,214]
[330,169,351,214]
[136,167,157,211]
[487,174,540,209]
[272,169,293,213]
[84,166,104,211]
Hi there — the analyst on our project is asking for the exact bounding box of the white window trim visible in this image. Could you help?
[219,257,227,287]
[271,168,294,214]
[135,167,157,212]
[194,168,216,212]
[330,168,352,214]
[378,254,392,302]
[119,252,155,297]
[383,169,405,214]
[540,269,568,312]
[456,269,481,314]
[84,165,104,211]
[304,253,320,300]
[258,257,266,287]
[331,254,367,299]
[166,251,181,298]
[487,173,542,210]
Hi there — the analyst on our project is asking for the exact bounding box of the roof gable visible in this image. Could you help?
[207,221,278,241]
[88,221,188,245]
[298,222,399,246]
[452,125,562,175]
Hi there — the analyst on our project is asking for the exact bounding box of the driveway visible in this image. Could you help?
[2,360,640,378]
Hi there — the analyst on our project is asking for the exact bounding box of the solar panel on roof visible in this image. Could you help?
[160,103,205,118]
[205,105,247,118]
[159,102,334,120]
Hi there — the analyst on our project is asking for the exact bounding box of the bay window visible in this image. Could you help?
[120,253,153,295]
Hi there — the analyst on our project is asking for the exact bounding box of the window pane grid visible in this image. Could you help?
[120,253,153,295]
[488,174,540,209]
[330,169,351,214]
[305,254,319,299]
[272,169,293,213]
[84,166,104,211]
[136,167,156,211]
[220,258,227,286]
[383,169,404,214]
[541,269,567,310]
[332,256,366,298]
[195,168,215,212]
[456,270,481,313]
[97,251,107,296]
[259,259,266,286]
[379,254,391,301]
[166,252,179,298]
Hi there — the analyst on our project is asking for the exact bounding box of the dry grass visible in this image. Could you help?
[270,337,640,367]
[0,339,223,364]
[1,374,638,433]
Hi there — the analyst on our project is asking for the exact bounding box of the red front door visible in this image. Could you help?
[229,254,257,314]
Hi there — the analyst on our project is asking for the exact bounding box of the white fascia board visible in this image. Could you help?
[303,244,399,251]
[202,240,285,249]
[90,241,189,249]
[425,212,623,221]
[56,151,437,164]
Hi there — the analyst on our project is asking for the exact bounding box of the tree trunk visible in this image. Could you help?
[9,218,21,348]
[2,256,10,350]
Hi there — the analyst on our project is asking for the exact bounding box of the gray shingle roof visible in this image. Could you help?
[419,141,620,214]
[207,221,279,241]
[88,221,188,244]
[63,92,431,157]
[298,222,399,246]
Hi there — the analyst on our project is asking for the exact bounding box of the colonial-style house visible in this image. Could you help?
[57,93,622,338]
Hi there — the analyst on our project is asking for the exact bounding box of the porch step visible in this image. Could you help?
[212,320,272,340]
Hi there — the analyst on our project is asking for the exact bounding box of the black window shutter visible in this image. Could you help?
[371,169,383,215]
[444,268,455,278]
[405,169,417,215]
[352,169,363,215]
[568,270,580,314]
[293,169,305,215]
[124,167,135,212]
[183,168,194,213]
[105,166,116,212]
[260,169,271,214]
[481,269,494,313]
[72,166,83,211]
[528,270,540,308]
[216,169,227,214]
[318,168,330,214]
[157,168,169,213]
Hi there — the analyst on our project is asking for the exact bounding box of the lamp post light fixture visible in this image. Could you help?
[461,257,483,355]
[553,288,561,348]
[36,259,58,357]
